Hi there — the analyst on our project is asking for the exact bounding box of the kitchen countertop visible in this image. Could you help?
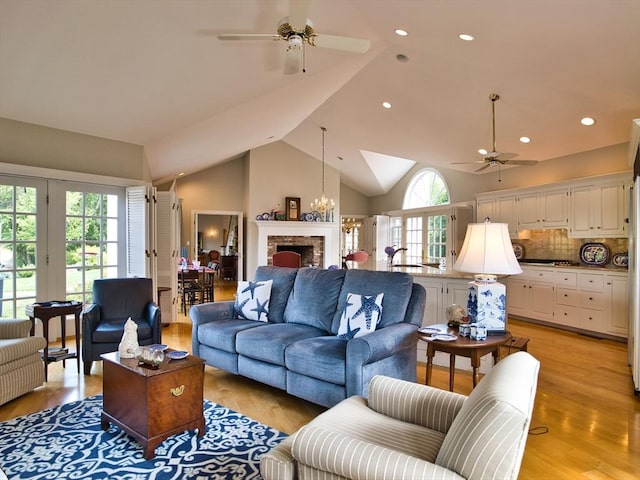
[371,261,628,278]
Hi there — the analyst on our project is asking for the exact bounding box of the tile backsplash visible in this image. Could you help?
[513,229,628,264]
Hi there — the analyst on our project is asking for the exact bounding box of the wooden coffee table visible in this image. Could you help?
[101,350,205,459]
[419,328,512,391]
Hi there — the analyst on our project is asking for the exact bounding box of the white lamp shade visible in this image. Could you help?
[453,222,523,275]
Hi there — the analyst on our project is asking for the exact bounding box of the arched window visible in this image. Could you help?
[403,169,450,209]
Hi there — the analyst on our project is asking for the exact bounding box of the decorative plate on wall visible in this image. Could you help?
[612,252,628,268]
[512,243,525,260]
[579,242,610,266]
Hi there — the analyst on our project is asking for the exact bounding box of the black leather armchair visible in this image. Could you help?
[82,278,161,374]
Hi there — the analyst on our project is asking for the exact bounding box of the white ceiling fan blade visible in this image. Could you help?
[289,0,312,32]
[217,34,281,41]
[284,47,302,74]
[313,34,371,54]
[475,163,492,173]
[451,160,485,165]
[508,160,539,165]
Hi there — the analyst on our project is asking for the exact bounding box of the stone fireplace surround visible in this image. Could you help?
[255,221,338,269]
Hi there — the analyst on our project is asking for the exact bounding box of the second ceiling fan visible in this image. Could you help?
[455,93,538,172]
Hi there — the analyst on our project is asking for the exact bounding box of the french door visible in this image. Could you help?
[0,176,130,319]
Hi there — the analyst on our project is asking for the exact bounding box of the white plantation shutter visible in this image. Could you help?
[126,185,155,278]
[156,191,179,323]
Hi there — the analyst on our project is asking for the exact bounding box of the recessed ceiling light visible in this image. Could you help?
[396,53,409,63]
[581,117,596,126]
[458,33,474,41]
[478,148,488,155]
[178,172,185,177]
[382,102,392,109]
[337,156,344,161]
[395,29,408,36]
[519,136,531,143]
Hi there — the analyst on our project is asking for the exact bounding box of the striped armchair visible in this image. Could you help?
[261,351,540,480]
[0,319,46,406]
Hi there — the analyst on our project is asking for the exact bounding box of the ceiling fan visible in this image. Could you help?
[216,0,370,74]
[454,93,538,172]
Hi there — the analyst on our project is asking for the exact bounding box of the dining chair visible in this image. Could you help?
[272,251,302,268]
[179,269,204,314]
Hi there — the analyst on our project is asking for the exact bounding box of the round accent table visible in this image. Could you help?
[419,328,512,391]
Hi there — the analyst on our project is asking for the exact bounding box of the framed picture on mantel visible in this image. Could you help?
[286,197,300,221]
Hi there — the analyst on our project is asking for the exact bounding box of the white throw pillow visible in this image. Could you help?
[337,292,384,339]
[234,279,273,322]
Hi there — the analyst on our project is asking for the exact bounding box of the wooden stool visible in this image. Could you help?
[506,336,530,352]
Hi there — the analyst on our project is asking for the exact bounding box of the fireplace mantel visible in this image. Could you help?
[255,221,339,268]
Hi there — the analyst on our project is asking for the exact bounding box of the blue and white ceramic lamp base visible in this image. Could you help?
[466,279,507,334]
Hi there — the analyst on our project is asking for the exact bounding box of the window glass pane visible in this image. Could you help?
[65,191,120,304]
[403,169,450,209]
[0,186,14,211]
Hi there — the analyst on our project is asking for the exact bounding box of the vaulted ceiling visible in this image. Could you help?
[1,0,639,196]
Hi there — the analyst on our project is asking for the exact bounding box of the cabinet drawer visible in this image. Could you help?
[556,288,579,306]
[578,273,605,291]
[579,308,605,332]
[554,305,578,327]
[522,268,555,283]
[579,291,608,310]
[554,271,577,288]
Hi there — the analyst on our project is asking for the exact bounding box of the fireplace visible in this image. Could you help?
[276,245,314,266]
[255,221,338,269]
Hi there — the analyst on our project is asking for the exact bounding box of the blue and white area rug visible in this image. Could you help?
[0,395,287,479]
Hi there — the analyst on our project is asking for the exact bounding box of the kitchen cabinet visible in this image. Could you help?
[517,189,568,229]
[508,266,628,338]
[414,277,471,326]
[569,183,628,238]
[476,195,518,237]
[506,267,555,323]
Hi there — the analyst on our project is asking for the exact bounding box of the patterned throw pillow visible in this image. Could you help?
[234,280,273,322]
[337,292,384,339]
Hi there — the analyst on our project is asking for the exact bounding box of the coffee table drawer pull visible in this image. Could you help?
[170,385,185,397]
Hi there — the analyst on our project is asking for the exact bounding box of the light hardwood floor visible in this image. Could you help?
[1,281,639,479]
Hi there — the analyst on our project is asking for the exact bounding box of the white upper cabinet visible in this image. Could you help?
[517,189,568,229]
[569,182,628,238]
[477,172,630,237]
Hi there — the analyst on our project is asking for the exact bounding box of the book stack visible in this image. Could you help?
[40,347,71,361]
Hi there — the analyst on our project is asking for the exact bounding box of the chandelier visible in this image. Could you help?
[341,217,362,233]
[310,126,335,221]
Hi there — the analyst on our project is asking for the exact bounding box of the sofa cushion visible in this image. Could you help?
[234,279,272,322]
[197,319,263,354]
[285,336,347,385]
[331,270,413,334]
[284,268,345,332]
[337,292,384,339]
[236,323,327,365]
[255,266,298,323]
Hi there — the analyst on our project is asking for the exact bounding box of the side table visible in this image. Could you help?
[419,328,512,391]
[25,301,83,381]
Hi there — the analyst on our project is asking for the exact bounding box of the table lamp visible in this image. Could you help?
[453,219,522,334]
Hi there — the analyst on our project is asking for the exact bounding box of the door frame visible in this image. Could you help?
[192,210,244,282]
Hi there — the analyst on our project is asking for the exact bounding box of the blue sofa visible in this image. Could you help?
[190,266,426,407]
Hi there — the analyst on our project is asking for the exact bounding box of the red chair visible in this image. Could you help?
[342,250,369,269]
[272,251,302,268]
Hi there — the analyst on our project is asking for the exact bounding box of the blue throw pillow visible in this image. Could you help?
[337,292,384,339]
[234,280,272,322]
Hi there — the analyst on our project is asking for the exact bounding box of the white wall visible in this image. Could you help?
[0,118,149,181]
[245,141,340,276]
